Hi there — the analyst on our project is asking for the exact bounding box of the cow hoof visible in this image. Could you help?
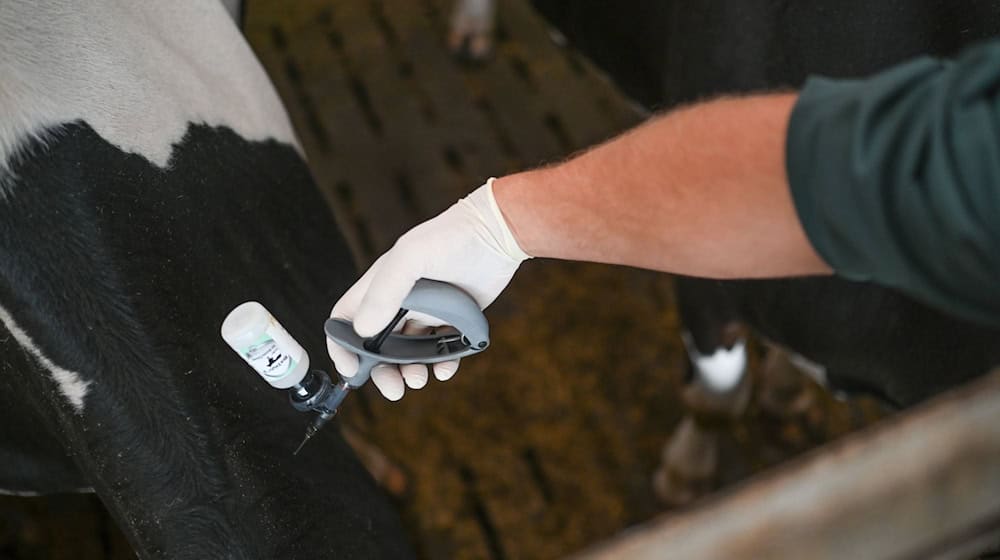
[653,416,719,506]
[449,31,493,63]
[448,0,496,62]
[653,465,707,508]
[758,345,817,419]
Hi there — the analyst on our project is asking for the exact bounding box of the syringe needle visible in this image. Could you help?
[292,430,313,456]
[292,412,336,456]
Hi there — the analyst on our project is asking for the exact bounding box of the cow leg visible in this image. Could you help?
[653,278,752,506]
[756,342,821,420]
[449,0,496,61]
[674,277,752,410]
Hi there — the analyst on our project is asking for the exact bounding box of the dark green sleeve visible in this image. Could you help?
[787,40,1000,327]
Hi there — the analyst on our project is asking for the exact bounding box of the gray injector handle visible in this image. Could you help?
[290,279,490,454]
[324,279,490,388]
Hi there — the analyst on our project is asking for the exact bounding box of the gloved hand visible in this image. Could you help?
[327,178,531,400]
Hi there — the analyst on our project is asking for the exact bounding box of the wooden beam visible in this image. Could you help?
[573,369,1000,560]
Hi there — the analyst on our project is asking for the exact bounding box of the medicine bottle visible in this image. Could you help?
[221,302,309,389]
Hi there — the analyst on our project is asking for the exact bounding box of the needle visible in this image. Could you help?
[293,308,409,456]
[292,410,336,455]
[293,426,316,456]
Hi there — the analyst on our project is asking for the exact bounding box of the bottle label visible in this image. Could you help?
[240,319,303,380]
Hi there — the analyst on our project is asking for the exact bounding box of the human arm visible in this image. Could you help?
[477,40,1000,324]
[328,93,826,400]
[786,41,1000,327]
[330,40,1000,400]
[492,93,827,278]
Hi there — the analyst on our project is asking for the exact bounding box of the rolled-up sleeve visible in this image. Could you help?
[787,40,1000,327]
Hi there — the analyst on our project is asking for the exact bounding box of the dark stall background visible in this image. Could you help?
[0,1,887,558]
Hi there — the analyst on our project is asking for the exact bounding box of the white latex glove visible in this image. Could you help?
[328,178,531,400]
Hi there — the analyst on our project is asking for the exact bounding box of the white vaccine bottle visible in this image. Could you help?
[221,302,310,389]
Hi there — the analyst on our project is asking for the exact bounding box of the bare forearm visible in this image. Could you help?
[493,93,831,278]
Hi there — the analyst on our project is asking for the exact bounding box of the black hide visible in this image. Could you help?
[532,0,1000,405]
[533,0,1000,106]
[0,123,413,559]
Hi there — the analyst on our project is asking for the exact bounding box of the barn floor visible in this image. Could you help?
[0,1,886,559]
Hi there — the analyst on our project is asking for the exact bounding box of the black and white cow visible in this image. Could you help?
[0,1,412,557]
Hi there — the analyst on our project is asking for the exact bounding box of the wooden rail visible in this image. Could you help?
[574,369,1000,560]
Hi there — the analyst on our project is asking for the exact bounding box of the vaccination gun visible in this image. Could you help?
[222,279,490,454]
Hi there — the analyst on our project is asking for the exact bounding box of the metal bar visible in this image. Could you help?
[572,369,1000,560]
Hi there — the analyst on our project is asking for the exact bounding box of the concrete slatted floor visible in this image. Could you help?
[248,0,642,265]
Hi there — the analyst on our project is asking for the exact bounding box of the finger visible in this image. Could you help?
[371,364,406,401]
[330,259,381,320]
[355,253,422,337]
[433,359,460,381]
[327,338,359,378]
[399,364,428,389]
[401,310,450,329]
[397,321,431,389]
[328,265,381,378]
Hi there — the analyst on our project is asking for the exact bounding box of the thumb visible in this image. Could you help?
[354,262,421,337]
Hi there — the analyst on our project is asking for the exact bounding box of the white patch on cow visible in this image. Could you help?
[0,488,42,497]
[0,487,95,497]
[0,304,91,413]
[0,0,299,192]
[682,331,747,393]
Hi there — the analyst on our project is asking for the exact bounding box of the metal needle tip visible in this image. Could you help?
[293,430,313,456]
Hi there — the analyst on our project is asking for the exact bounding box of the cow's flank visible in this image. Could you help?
[0,0,413,557]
